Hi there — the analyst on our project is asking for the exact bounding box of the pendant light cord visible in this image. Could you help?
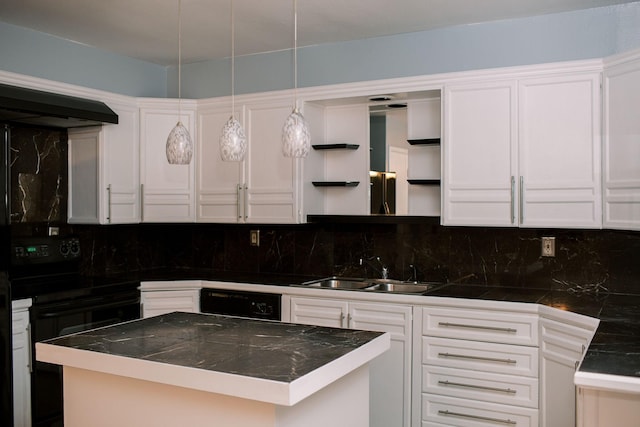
[293,0,298,109]
[231,0,235,117]
[177,0,183,119]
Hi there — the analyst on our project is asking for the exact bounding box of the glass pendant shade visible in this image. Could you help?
[166,121,193,164]
[220,116,247,161]
[282,107,310,158]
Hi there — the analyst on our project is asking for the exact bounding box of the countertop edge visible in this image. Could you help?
[36,330,391,407]
[575,370,640,394]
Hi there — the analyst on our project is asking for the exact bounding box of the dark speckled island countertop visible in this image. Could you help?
[36,311,390,406]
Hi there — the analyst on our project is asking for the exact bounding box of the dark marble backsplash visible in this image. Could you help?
[72,222,640,295]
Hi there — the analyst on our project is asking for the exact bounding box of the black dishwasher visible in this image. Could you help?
[200,289,281,321]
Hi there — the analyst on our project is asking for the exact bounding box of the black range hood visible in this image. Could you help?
[0,82,118,128]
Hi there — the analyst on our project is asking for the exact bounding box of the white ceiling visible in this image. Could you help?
[0,0,635,66]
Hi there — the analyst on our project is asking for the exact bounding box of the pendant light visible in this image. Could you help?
[282,0,310,158]
[166,0,193,165]
[220,0,247,161]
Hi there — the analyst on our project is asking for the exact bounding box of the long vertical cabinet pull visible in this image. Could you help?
[106,184,112,223]
[237,184,243,220]
[140,184,144,222]
[244,184,249,220]
[519,176,524,224]
[510,176,516,224]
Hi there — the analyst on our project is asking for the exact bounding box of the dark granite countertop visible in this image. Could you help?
[42,311,383,382]
[86,269,640,385]
[37,311,388,405]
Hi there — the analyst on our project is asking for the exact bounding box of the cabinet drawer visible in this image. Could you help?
[423,365,538,409]
[423,337,539,377]
[423,394,538,427]
[423,307,538,346]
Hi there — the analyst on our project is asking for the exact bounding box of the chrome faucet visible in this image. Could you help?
[359,256,388,279]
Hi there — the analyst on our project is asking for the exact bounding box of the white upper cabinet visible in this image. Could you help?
[603,50,640,230]
[518,73,601,228]
[68,100,140,224]
[443,80,518,226]
[197,95,301,223]
[196,101,244,223]
[244,96,300,223]
[443,69,602,228]
[139,99,197,222]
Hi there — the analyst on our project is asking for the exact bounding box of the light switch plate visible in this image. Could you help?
[250,230,260,247]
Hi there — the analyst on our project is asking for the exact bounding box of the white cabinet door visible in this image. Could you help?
[244,98,300,223]
[289,296,347,328]
[603,51,640,230]
[444,72,601,228]
[540,316,597,427]
[140,289,200,318]
[139,100,196,222]
[443,80,518,226]
[289,296,412,427]
[68,101,140,224]
[196,103,244,222]
[12,299,32,427]
[349,302,412,427]
[518,73,602,228]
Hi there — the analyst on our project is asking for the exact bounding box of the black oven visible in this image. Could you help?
[10,236,140,427]
[30,285,140,427]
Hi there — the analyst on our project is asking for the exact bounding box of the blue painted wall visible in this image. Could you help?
[1,3,639,99]
[174,2,640,98]
[0,22,167,97]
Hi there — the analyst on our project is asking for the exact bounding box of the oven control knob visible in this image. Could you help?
[70,240,80,256]
[60,242,70,256]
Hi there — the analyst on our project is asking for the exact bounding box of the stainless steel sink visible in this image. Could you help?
[363,282,432,293]
[302,277,442,293]
[304,277,371,290]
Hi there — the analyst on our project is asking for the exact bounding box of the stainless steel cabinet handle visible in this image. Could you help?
[519,176,524,224]
[237,184,242,220]
[340,312,346,328]
[438,410,516,425]
[510,176,515,224]
[438,380,517,394]
[27,323,33,373]
[438,321,517,333]
[438,352,517,364]
[346,313,352,327]
[107,184,112,223]
[244,184,249,220]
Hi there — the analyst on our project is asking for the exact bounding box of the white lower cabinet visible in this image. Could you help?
[540,311,598,427]
[287,296,412,427]
[577,388,640,427]
[414,305,539,427]
[140,286,200,318]
[12,298,32,427]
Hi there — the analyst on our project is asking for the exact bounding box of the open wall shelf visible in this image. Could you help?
[407,179,441,185]
[407,138,440,145]
[312,181,360,187]
[312,144,360,150]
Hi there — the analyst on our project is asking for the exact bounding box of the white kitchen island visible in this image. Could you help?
[36,312,390,427]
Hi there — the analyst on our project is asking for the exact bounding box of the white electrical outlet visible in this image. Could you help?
[541,236,555,257]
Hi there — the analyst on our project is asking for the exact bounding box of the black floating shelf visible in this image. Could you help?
[407,138,441,145]
[312,144,360,150]
[312,181,360,187]
[407,179,441,185]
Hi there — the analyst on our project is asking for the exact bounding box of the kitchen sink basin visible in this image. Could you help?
[302,277,442,293]
[304,277,371,290]
[363,282,432,293]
